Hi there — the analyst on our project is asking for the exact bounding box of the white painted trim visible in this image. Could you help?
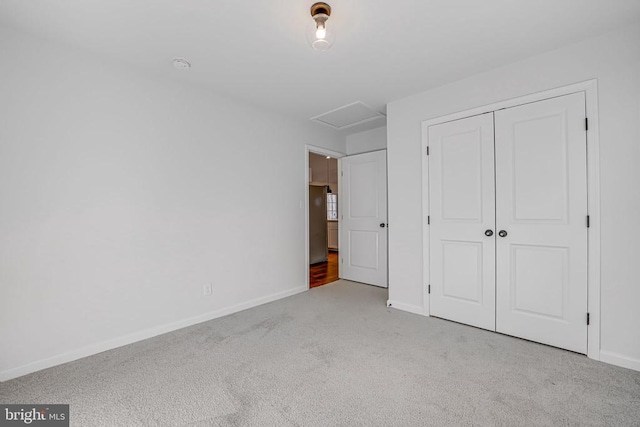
[421,123,431,317]
[599,351,640,372]
[0,286,307,382]
[420,80,598,126]
[387,300,426,316]
[420,80,601,361]
[584,80,601,361]
[305,145,346,289]
[347,148,389,156]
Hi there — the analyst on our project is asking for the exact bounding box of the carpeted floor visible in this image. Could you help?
[1,280,639,426]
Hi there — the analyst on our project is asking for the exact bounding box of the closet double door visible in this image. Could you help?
[428,93,588,354]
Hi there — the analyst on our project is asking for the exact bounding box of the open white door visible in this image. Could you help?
[428,113,496,331]
[340,150,388,288]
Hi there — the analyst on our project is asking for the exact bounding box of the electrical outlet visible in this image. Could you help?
[203,283,212,296]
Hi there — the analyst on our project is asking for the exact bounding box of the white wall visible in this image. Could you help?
[387,22,640,370]
[346,126,387,155]
[0,27,344,380]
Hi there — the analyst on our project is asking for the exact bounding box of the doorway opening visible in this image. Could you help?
[309,151,340,288]
[306,147,344,289]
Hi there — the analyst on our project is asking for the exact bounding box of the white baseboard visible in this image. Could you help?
[0,286,307,382]
[599,350,640,372]
[387,300,426,316]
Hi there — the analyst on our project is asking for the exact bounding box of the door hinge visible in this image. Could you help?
[428,284,431,294]
[426,146,430,156]
[341,258,343,264]
[585,117,589,131]
[587,312,590,325]
[586,215,590,228]
[341,171,343,177]
[427,215,430,225]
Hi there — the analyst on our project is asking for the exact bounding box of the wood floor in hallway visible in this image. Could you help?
[310,251,339,288]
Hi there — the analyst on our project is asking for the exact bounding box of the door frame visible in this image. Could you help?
[305,145,346,290]
[421,79,601,361]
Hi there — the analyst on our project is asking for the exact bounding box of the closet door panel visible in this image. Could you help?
[494,92,588,354]
[428,113,496,331]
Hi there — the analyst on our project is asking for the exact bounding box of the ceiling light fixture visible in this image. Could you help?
[172,58,191,70]
[309,2,334,51]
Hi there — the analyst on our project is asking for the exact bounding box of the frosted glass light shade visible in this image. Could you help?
[308,25,335,51]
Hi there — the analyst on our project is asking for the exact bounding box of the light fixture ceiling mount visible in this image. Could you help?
[310,2,331,19]
[309,2,334,51]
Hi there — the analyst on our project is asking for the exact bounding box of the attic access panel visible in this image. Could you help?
[311,101,386,130]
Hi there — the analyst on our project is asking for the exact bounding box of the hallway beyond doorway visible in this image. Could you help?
[310,251,339,288]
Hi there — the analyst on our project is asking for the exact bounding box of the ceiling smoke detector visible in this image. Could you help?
[172,58,191,70]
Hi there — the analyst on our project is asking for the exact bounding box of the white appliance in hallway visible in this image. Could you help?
[427,92,589,354]
[340,150,388,288]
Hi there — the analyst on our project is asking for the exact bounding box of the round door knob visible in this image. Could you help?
[379,223,386,228]
[484,229,493,237]
[498,230,508,238]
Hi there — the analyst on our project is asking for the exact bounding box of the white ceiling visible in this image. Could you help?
[2,0,639,134]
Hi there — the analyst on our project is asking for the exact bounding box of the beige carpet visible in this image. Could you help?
[1,280,639,426]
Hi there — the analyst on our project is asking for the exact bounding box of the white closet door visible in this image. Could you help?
[494,92,588,353]
[340,150,388,287]
[428,113,496,331]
